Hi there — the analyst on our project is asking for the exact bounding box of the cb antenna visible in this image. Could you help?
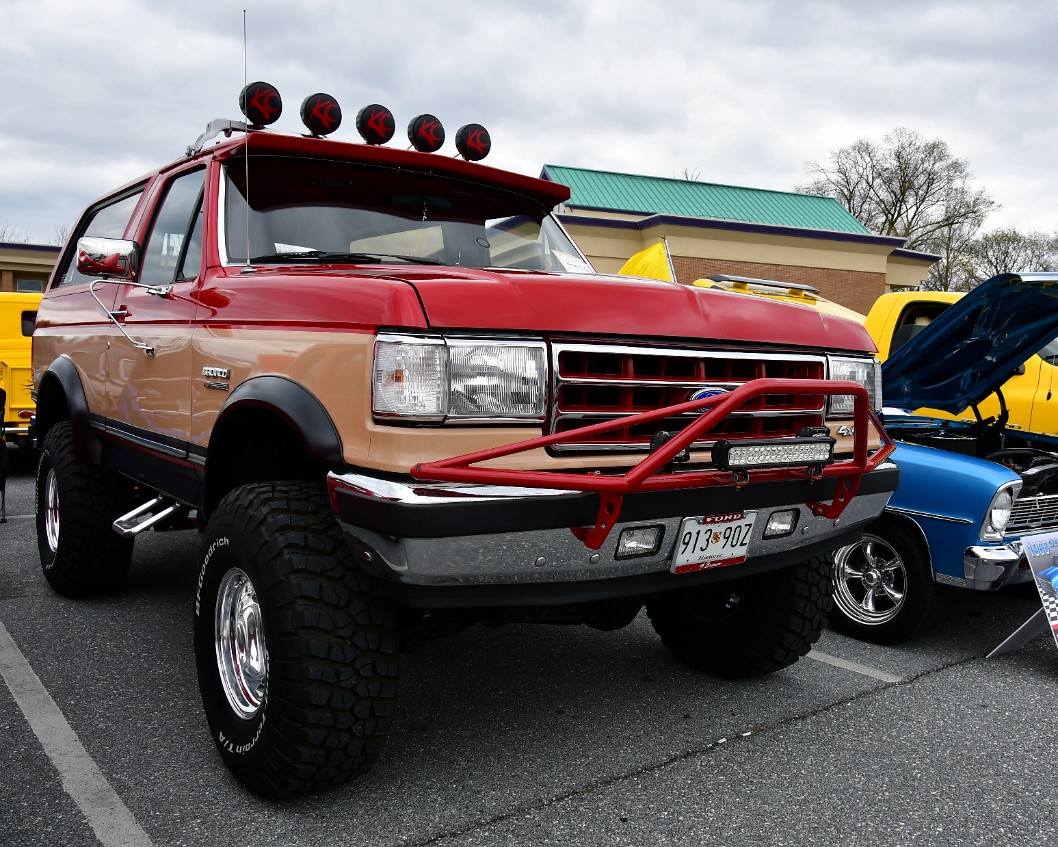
[242,9,251,272]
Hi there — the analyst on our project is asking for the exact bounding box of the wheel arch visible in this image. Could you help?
[202,376,344,520]
[34,357,100,464]
[866,510,934,578]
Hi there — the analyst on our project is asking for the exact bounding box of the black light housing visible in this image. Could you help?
[356,104,395,144]
[300,93,342,136]
[455,123,491,161]
[408,114,445,152]
[239,81,282,126]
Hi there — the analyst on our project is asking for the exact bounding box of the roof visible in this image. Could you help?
[541,165,870,235]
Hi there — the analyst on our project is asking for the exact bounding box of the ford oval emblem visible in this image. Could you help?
[689,387,728,402]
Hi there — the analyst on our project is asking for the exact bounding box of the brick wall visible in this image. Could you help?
[672,257,885,315]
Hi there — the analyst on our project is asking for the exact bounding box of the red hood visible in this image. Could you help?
[404,267,873,352]
[206,265,873,352]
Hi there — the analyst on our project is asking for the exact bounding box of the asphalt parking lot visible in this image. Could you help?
[1,446,1056,847]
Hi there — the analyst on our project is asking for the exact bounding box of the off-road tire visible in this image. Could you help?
[193,481,399,800]
[35,421,136,596]
[646,555,832,677]
[829,520,937,644]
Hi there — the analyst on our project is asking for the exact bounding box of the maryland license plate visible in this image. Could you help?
[671,512,757,574]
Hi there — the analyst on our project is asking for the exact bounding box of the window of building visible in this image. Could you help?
[16,279,43,293]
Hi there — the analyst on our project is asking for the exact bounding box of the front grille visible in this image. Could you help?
[550,342,826,452]
[1007,493,1058,535]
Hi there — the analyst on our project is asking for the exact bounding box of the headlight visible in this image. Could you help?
[373,334,547,422]
[981,482,1021,541]
[827,355,882,417]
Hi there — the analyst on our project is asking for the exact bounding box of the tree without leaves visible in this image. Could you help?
[0,221,28,244]
[967,227,1058,281]
[799,128,998,288]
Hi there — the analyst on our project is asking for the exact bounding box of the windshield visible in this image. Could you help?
[221,157,590,273]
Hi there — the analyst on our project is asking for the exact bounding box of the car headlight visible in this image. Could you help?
[827,355,882,417]
[980,482,1021,541]
[373,334,547,422]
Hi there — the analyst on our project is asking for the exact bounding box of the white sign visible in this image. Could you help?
[1023,531,1058,649]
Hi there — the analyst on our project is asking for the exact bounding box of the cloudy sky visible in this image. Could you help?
[2,0,1056,245]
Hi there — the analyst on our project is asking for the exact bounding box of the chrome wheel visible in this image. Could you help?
[215,568,267,719]
[832,533,908,626]
[43,467,60,554]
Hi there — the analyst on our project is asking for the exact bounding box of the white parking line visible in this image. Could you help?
[0,620,154,847]
[807,649,903,683]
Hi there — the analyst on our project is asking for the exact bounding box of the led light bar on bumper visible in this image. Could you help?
[712,434,835,471]
[828,355,882,417]
[373,334,548,423]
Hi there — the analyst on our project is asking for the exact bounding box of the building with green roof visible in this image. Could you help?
[540,164,936,315]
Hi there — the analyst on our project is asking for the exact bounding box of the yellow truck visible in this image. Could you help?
[865,289,1058,433]
[0,291,41,449]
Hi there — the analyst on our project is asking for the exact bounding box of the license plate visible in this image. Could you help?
[671,512,757,574]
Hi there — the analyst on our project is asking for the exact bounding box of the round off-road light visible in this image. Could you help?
[408,114,445,152]
[455,124,491,161]
[356,104,395,144]
[239,81,282,126]
[300,93,342,136]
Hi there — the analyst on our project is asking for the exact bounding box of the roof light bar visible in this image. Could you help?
[195,85,490,159]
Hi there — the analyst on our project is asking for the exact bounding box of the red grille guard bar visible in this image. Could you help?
[411,379,895,549]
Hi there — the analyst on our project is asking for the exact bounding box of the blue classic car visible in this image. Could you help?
[830,272,1058,643]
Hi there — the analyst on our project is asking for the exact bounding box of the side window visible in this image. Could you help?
[140,169,206,287]
[55,189,145,287]
[891,302,950,352]
[21,312,36,337]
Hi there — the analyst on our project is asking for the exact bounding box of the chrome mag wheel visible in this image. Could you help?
[832,533,908,627]
[215,567,267,719]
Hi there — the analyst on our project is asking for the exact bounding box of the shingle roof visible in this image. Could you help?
[541,165,870,235]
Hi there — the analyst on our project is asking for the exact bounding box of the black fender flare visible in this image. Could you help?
[35,357,100,463]
[212,375,343,463]
[203,376,345,517]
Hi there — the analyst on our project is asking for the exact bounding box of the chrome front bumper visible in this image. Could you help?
[328,463,897,589]
[963,543,1031,590]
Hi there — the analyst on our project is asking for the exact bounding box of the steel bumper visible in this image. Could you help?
[328,461,898,593]
[963,542,1032,590]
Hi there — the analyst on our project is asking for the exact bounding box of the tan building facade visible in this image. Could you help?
[0,242,60,293]
[559,214,935,315]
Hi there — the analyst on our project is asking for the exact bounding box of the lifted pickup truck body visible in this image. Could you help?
[32,88,896,798]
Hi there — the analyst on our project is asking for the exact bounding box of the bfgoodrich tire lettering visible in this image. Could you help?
[193,481,399,799]
[646,555,832,677]
[35,421,135,596]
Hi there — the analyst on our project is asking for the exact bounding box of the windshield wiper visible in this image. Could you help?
[248,250,444,265]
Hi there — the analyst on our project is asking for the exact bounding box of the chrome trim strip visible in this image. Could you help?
[886,506,973,525]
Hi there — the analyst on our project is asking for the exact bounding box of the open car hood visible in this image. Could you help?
[882,272,1058,413]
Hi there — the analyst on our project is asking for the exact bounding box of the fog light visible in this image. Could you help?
[763,509,799,539]
[616,526,664,559]
[713,437,834,471]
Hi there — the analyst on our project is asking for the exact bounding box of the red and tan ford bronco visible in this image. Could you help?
[31,84,897,798]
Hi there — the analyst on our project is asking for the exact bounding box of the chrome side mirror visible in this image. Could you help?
[76,237,140,280]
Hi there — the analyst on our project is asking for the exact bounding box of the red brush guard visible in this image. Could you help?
[412,379,894,549]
